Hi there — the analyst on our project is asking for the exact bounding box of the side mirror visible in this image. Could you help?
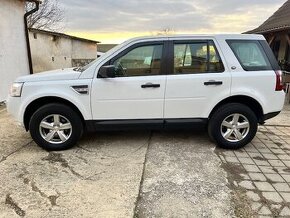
[99,65,116,78]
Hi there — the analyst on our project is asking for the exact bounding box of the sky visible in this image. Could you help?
[59,0,287,44]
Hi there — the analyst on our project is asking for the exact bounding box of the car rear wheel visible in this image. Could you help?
[208,103,258,149]
[29,103,83,151]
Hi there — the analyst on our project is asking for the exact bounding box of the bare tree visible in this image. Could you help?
[155,27,175,36]
[25,0,65,31]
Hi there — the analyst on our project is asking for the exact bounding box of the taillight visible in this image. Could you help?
[275,70,284,91]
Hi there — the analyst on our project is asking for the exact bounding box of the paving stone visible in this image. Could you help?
[248,152,264,158]
[239,181,256,190]
[265,173,285,182]
[243,164,261,173]
[280,206,290,216]
[254,182,275,191]
[252,142,266,149]
[251,202,262,211]
[254,159,270,166]
[282,175,290,183]
[219,155,226,163]
[268,144,281,149]
[271,204,282,210]
[271,149,286,155]
[278,154,290,160]
[283,161,290,168]
[258,206,272,215]
[225,156,239,163]
[258,148,273,154]
[244,147,259,153]
[259,166,276,174]
[262,153,279,160]
[274,167,290,175]
[238,157,255,164]
[281,193,290,202]
[268,159,285,167]
[240,174,250,180]
[262,192,283,203]
[249,173,267,181]
[234,151,249,158]
[246,191,260,201]
[222,151,236,157]
[273,183,290,192]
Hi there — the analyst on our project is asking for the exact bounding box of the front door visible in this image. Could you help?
[91,42,167,121]
[164,39,231,119]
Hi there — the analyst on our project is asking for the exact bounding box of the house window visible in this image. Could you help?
[33,33,37,39]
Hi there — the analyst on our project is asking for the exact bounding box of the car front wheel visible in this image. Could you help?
[208,103,258,149]
[29,103,83,151]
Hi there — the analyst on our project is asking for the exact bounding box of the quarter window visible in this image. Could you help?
[174,41,224,74]
[112,44,163,77]
[227,40,272,71]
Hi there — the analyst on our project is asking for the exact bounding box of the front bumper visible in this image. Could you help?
[6,96,24,126]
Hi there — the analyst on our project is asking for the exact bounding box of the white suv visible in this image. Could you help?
[7,34,285,151]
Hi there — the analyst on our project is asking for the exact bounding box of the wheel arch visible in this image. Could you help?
[209,95,264,124]
[24,96,85,131]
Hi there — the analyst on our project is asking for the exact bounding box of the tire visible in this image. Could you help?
[29,103,83,151]
[208,103,258,149]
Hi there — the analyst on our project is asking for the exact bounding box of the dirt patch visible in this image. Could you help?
[218,159,254,217]
[42,152,69,168]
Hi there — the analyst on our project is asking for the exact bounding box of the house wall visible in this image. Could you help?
[0,0,30,101]
[29,31,97,73]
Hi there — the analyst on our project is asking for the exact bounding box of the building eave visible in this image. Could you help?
[29,28,100,44]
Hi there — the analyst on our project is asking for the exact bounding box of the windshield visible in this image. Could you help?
[80,59,98,72]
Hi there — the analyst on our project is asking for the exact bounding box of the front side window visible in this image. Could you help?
[227,40,272,71]
[174,40,224,74]
[112,44,163,77]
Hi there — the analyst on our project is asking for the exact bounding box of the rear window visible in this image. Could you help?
[227,40,272,71]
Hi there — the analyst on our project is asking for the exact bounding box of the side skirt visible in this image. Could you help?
[85,118,208,132]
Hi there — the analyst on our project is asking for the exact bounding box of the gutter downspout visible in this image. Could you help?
[24,1,40,74]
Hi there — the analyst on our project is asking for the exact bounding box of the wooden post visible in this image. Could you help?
[284,34,290,104]
[268,35,275,47]
[285,34,290,46]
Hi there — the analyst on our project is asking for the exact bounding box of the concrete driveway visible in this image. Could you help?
[1,105,290,217]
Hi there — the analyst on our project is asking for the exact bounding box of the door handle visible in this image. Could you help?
[204,80,223,86]
[141,83,160,88]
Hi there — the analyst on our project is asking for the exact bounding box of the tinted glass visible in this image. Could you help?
[174,41,224,74]
[112,44,163,77]
[227,40,272,71]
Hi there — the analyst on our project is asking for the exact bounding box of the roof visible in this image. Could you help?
[247,0,290,34]
[98,44,118,53]
[29,28,100,44]
[122,34,265,43]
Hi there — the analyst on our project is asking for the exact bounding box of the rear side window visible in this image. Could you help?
[227,40,272,71]
[173,40,224,74]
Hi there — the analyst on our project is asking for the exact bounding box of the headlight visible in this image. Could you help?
[10,82,24,97]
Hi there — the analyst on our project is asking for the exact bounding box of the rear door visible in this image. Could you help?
[164,39,231,119]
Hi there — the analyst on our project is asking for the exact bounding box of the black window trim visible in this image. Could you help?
[226,39,276,71]
[168,39,225,75]
[97,41,168,78]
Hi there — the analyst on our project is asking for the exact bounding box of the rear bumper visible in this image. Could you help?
[261,111,281,124]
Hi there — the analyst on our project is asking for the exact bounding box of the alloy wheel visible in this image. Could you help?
[220,113,250,142]
[39,114,72,144]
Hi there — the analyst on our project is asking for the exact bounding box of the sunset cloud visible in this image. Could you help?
[59,0,286,43]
